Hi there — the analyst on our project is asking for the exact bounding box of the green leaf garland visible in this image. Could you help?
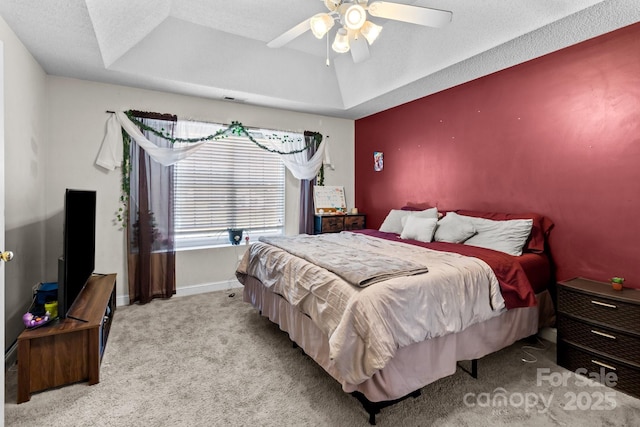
[124,111,312,155]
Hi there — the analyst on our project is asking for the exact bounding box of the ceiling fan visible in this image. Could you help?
[267,0,453,64]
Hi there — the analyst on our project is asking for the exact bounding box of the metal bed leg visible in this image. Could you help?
[351,389,422,425]
[458,359,478,379]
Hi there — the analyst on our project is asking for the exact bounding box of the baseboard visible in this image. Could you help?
[115,279,242,306]
[175,279,242,297]
[5,342,17,371]
[538,326,557,344]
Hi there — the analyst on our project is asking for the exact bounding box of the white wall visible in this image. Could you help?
[0,15,48,352]
[44,77,355,302]
[1,11,354,350]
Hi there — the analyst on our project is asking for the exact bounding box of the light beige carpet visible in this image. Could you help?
[5,288,640,426]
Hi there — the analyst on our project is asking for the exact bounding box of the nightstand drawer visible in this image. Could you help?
[322,217,343,232]
[558,341,640,399]
[315,216,343,233]
[314,214,366,234]
[558,287,640,335]
[344,215,365,230]
[558,315,640,365]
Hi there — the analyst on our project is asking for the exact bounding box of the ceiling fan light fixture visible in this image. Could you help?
[360,20,382,45]
[332,28,350,53]
[343,4,367,30]
[268,0,453,64]
[310,13,335,39]
[324,0,340,12]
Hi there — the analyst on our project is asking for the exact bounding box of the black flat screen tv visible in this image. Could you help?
[57,189,96,319]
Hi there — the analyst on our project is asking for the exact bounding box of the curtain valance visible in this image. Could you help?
[96,111,330,181]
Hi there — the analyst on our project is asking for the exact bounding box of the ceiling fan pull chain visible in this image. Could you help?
[326,32,331,67]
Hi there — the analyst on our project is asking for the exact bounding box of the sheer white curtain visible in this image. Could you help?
[175,120,225,142]
[97,112,328,180]
[259,129,326,180]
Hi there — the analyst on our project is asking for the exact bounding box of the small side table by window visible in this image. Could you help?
[314,214,366,234]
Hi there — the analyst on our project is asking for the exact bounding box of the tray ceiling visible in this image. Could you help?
[1,0,638,119]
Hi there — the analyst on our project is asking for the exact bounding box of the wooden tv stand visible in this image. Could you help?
[17,273,116,403]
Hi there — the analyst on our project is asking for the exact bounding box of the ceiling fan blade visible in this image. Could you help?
[349,31,370,63]
[267,19,311,48]
[368,1,452,28]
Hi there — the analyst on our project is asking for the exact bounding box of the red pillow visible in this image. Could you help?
[454,210,553,254]
[401,203,444,219]
[401,202,433,211]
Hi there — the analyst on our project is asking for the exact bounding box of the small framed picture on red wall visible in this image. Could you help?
[374,152,383,171]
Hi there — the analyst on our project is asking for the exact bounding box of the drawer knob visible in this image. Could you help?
[590,300,617,309]
[591,359,617,371]
[590,330,616,340]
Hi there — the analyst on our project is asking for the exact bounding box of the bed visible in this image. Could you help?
[236,208,555,424]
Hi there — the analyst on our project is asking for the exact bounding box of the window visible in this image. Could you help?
[173,120,290,249]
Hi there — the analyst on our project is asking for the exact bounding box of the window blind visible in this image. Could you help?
[173,121,288,248]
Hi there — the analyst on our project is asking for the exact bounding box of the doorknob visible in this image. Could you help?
[1,251,14,262]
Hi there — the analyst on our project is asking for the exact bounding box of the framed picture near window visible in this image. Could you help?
[313,185,346,214]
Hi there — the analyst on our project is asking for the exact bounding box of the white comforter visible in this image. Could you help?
[236,232,506,384]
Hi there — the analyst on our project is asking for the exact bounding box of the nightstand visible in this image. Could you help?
[314,214,366,234]
[557,277,640,398]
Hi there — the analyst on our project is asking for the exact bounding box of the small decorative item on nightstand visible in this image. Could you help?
[611,276,625,291]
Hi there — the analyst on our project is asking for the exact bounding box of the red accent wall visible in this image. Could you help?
[355,22,640,287]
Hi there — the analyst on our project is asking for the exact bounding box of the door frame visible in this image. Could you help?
[1,40,7,418]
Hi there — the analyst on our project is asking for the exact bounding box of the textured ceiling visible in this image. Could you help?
[1,0,639,119]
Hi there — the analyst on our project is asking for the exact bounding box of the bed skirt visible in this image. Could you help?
[242,275,553,402]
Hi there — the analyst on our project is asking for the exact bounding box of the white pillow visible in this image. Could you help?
[379,209,412,234]
[410,207,439,219]
[401,208,440,227]
[457,213,533,256]
[400,216,438,242]
[434,213,477,243]
[380,208,439,234]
